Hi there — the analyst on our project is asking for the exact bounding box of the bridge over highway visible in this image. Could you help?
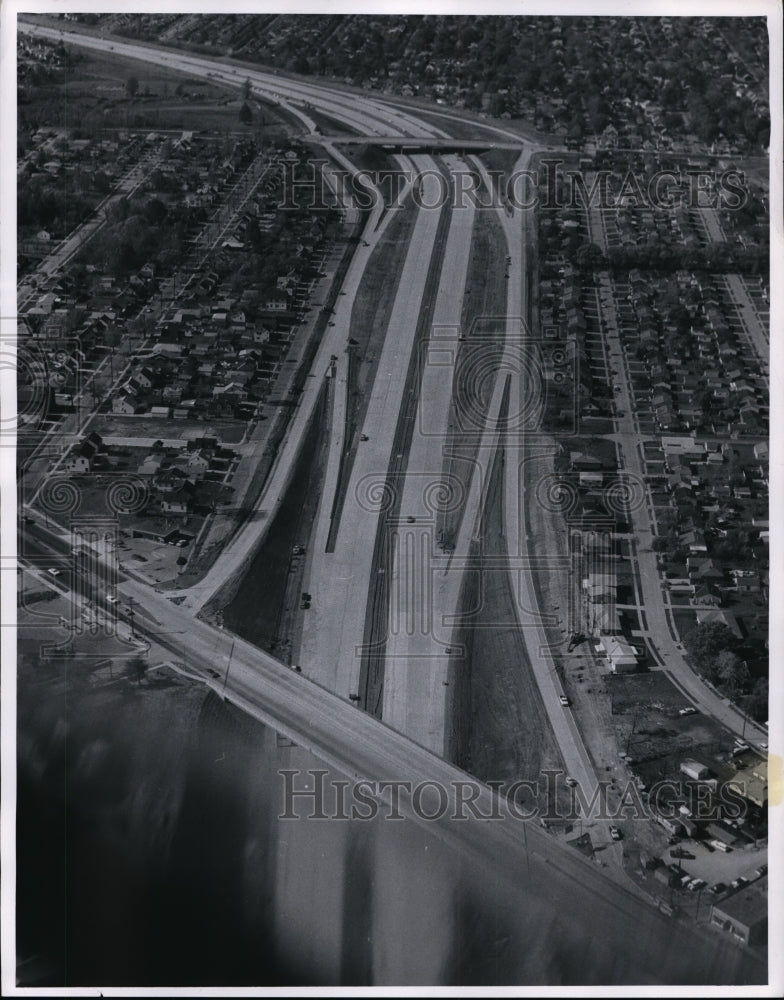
[314,135,521,154]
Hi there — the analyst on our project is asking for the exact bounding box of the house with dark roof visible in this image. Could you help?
[66,431,104,474]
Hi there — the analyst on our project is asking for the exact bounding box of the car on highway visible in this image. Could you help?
[609,826,622,841]
[47,567,61,577]
[559,695,570,707]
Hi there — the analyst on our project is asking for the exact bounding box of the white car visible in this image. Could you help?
[47,567,61,577]
[559,695,570,707]
[106,595,119,605]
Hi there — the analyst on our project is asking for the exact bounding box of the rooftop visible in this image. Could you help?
[712,877,767,929]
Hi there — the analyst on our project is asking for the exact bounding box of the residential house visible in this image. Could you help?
[66,432,103,474]
[597,635,638,673]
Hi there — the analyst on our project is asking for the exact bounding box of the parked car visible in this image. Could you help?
[678,707,697,716]
[565,776,578,787]
[609,825,622,841]
[708,882,727,895]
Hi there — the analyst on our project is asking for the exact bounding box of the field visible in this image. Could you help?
[607,671,731,782]
[19,42,291,137]
[450,438,568,817]
[91,414,248,444]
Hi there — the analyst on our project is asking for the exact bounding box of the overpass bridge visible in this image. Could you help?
[313,134,522,154]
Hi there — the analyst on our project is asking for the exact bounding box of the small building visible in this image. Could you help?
[132,526,180,544]
[727,757,768,810]
[705,821,739,847]
[66,432,103,474]
[680,759,710,781]
[583,572,617,603]
[710,878,767,946]
[160,484,194,515]
[597,635,638,673]
[112,389,144,415]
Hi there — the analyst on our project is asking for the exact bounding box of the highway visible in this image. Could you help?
[19,516,763,985]
[299,158,447,700]
[13,21,769,984]
[381,153,478,751]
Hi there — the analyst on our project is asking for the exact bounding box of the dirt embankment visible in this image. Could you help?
[437,203,509,550]
[448,436,566,812]
[222,387,329,656]
[327,194,418,551]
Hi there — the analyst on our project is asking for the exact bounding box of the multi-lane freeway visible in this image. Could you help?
[14,19,769,986]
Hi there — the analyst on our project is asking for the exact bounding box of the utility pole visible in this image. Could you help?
[521,816,531,879]
[222,638,235,699]
[626,710,639,754]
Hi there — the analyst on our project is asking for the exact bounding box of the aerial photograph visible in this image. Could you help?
[7,2,777,992]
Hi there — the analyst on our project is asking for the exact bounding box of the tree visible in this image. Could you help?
[239,101,253,125]
[684,620,741,676]
[575,242,605,272]
[242,77,252,100]
[715,649,748,696]
[126,76,139,99]
[128,655,147,685]
[746,677,768,722]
